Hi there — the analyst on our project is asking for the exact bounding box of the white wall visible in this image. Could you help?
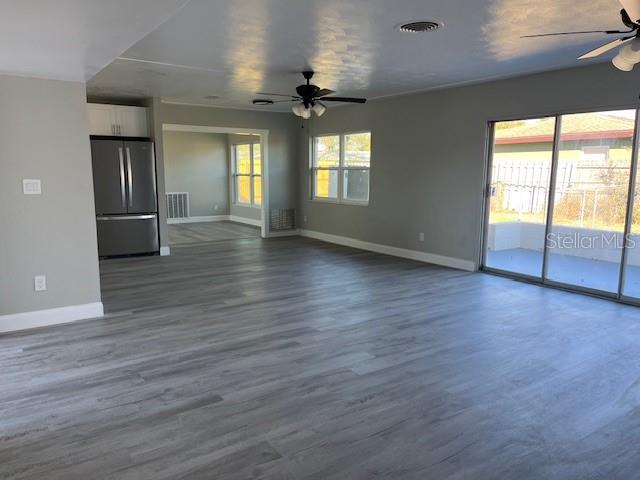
[487,222,545,252]
[488,222,640,266]
[0,75,101,321]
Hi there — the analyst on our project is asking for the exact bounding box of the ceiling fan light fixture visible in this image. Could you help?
[292,103,306,116]
[613,38,640,71]
[281,72,367,117]
[312,102,327,117]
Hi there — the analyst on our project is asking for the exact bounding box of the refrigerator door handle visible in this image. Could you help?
[97,214,157,221]
[126,147,133,207]
[118,147,126,208]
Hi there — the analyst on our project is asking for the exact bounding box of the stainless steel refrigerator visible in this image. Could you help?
[91,138,159,257]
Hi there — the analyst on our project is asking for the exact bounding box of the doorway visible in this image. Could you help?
[482,108,640,304]
[162,125,268,246]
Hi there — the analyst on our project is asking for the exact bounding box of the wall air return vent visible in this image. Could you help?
[166,192,190,220]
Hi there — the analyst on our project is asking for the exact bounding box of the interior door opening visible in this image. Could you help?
[162,125,268,246]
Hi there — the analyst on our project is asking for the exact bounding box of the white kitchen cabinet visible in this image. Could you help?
[88,103,117,136]
[87,103,149,137]
[116,106,149,137]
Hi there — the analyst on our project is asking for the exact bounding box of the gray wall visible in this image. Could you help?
[164,131,229,217]
[299,62,640,267]
[0,75,101,315]
[149,100,299,247]
[227,134,261,221]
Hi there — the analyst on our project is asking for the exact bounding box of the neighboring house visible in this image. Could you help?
[491,113,635,224]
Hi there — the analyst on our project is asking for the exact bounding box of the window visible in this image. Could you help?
[312,132,371,204]
[233,142,262,207]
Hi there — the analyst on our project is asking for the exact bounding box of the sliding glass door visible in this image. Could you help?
[483,108,640,303]
[545,111,635,293]
[484,117,556,278]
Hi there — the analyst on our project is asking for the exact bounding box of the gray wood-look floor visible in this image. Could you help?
[168,221,260,246]
[2,237,640,479]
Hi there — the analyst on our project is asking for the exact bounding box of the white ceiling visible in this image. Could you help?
[0,0,190,81]
[83,0,625,110]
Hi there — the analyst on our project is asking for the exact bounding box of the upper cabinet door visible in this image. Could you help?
[116,106,149,137]
[87,103,117,136]
[87,104,149,137]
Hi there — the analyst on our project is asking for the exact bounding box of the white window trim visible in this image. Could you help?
[311,131,371,206]
[232,142,262,208]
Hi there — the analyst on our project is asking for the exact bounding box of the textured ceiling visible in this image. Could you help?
[87,0,624,110]
[0,0,190,81]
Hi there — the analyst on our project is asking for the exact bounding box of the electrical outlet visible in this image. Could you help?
[34,275,47,292]
[303,215,308,223]
[419,232,425,242]
[214,204,219,211]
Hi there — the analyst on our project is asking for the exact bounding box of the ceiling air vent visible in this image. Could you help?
[398,20,442,33]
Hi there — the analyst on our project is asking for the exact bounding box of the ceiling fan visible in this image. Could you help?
[254,71,367,118]
[522,0,640,71]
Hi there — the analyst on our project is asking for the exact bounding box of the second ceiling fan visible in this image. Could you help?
[523,0,640,70]
[255,71,367,118]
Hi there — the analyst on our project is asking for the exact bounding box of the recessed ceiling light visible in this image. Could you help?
[253,99,274,106]
[397,20,442,33]
[203,95,219,100]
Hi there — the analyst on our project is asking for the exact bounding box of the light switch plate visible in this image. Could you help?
[34,275,47,292]
[23,179,42,195]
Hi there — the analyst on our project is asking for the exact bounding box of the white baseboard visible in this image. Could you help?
[167,215,229,224]
[299,229,476,272]
[0,302,104,334]
[167,215,262,228]
[229,215,262,227]
[160,246,171,256]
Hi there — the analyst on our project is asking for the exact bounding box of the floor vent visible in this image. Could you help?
[166,192,190,219]
[270,208,295,231]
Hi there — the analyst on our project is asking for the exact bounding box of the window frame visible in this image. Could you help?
[232,142,262,208]
[311,130,371,206]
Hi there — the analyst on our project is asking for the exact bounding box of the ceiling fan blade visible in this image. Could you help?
[522,29,629,38]
[620,0,640,23]
[578,35,635,59]
[256,92,298,98]
[273,99,300,103]
[321,97,367,104]
[315,88,335,97]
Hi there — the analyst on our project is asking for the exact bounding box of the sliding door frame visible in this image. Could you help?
[480,105,640,306]
[540,115,561,281]
[619,108,640,304]
[479,123,495,274]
